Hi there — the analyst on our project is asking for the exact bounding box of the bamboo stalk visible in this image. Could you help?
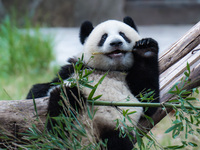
[88,101,200,110]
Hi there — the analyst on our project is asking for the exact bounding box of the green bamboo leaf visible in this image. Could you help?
[92,95,102,101]
[115,119,120,129]
[196,128,200,134]
[82,69,94,78]
[168,99,180,103]
[88,72,108,100]
[136,131,143,148]
[122,109,129,116]
[184,72,189,78]
[57,73,64,84]
[175,86,180,94]
[194,88,199,94]
[165,124,180,134]
[164,144,185,149]
[51,82,61,86]
[127,111,137,115]
[185,97,196,101]
[98,71,108,84]
[188,142,197,147]
[168,82,180,94]
[190,115,194,124]
[187,62,191,74]
[79,82,95,89]
[173,119,182,124]
[88,87,96,100]
[144,114,154,126]
[87,105,93,120]
[186,101,197,112]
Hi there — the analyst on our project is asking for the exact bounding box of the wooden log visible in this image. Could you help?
[159,21,200,74]
[0,97,48,136]
[139,20,200,131]
[0,21,200,141]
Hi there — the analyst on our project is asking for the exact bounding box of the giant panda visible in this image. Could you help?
[26,16,159,150]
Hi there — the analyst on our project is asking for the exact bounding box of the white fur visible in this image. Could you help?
[77,20,141,71]
[47,80,71,96]
[47,20,143,145]
[81,70,143,133]
[48,70,143,134]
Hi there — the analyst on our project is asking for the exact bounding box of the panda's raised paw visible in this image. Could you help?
[133,38,159,57]
[135,38,158,50]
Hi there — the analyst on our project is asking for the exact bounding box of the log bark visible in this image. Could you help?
[159,21,200,74]
[0,97,48,136]
[0,21,200,141]
[139,21,200,131]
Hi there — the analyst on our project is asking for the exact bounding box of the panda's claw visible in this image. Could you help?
[135,38,158,49]
[133,38,159,57]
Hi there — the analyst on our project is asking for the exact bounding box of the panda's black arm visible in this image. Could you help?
[26,64,75,99]
[126,38,159,116]
[26,83,52,99]
[51,64,75,83]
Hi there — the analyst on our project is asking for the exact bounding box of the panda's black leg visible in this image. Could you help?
[47,86,86,130]
[100,128,133,150]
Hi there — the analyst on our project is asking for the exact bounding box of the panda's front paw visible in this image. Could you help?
[133,38,159,57]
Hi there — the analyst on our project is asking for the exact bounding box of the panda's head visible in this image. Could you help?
[79,16,141,71]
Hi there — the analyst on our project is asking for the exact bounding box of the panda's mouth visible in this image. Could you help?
[106,50,127,58]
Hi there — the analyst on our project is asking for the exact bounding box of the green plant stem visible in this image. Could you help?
[88,101,200,110]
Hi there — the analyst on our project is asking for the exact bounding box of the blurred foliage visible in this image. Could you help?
[0,16,56,100]
[0,16,54,77]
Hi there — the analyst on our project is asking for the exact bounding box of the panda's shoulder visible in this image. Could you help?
[51,64,74,83]
[51,57,79,82]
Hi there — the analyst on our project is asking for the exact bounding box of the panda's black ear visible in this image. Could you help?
[123,16,138,32]
[80,21,94,44]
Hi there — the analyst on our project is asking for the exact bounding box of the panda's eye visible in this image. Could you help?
[102,34,108,40]
[98,33,108,46]
[119,32,131,43]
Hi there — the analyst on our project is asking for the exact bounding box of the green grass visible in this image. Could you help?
[0,16,56,100]
[150,113,200,150]
[0,17,54,77]
[0,70,57,100]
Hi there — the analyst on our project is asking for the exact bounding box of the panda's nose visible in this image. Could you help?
[110,40,123,47]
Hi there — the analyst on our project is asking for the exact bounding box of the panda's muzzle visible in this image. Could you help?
[106,50,128,58]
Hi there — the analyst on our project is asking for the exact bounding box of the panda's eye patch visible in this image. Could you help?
[119,32,131,43]
[98,33,108,46]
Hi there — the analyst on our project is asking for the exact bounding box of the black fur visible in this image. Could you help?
[100,127,134,150]
[26,17,159,150]
[47,86,86,130]
[80,21,94,44]
[123,16,138,32]
[126,38,159,116]
[26,64,75,99]
[98,33,108,46]
[26,83,51,99]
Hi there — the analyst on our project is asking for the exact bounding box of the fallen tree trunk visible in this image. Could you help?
[0,21,200,140]
[139,21,200,131]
